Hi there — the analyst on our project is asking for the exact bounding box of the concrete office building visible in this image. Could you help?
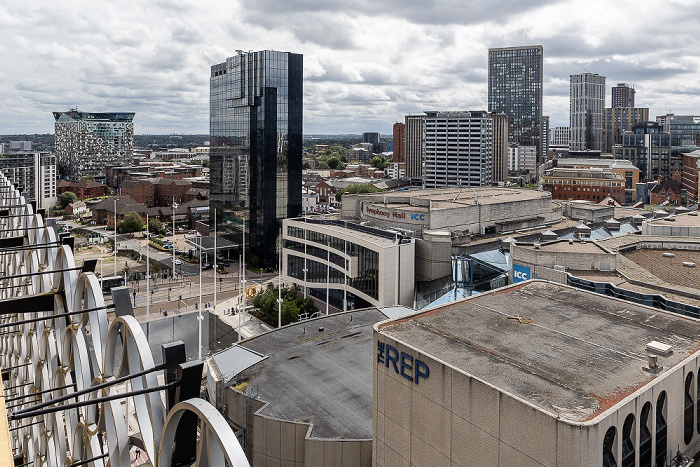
[392,122,405,163]
[423,111,492,188]
[612,83,635,108]
[507,143,537,181]
[570,73,606,151]
[488,45,544,163]
[0,151,56,209]
[343,187,559,237]
[603,106,649,154]
[210,50,303,267]
[374,280,700,466]
[550,126,570,147]
[53,110,134,182]
[404,115,424,185]
[282,218,415,310]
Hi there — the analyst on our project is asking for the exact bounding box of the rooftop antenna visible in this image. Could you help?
[452,181,463,203]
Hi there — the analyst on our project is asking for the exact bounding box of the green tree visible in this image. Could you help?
[370,156,389,170]
[148,218,166,235]
[59,191,78,208]
[317,160,330,169]
[327,156,342,170]
[252,284,317,326]
[151,261,162,278]
[78,175,95,182]
[335,183,383,202]
[118,211,144,233]
[202,158,210,168]
[303,161,311,170]
[122,262,130,282]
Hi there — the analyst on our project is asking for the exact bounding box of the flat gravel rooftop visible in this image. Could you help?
[378,281,700,423]
[237,308,386,439]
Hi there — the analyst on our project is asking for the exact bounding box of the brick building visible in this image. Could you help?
[119,179,156,207]
[542,167,626,204]
[650,179,683,206]
[56,180,108,199]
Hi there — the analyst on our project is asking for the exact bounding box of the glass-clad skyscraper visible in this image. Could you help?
[488,45,544,163]
[210,50,303,267]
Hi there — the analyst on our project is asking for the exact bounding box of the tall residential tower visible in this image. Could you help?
[53,110,134,182]
[488,45,544,163]
[210,50,303,267]
[570,73,606,151]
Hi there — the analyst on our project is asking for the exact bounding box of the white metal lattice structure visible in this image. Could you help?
[0,172,249,466]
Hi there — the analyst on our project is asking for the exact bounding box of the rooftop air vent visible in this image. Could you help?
[646,340,673,356]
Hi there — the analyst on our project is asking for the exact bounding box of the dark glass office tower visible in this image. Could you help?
[488,45,544,163]
[210,50,303,267]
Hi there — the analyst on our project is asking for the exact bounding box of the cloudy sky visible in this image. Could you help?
[1,0,698,135]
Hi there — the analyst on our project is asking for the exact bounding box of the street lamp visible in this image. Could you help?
[172,200,178,282]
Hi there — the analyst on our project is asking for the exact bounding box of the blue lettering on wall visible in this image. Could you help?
[377,340,430,384]
[410,213,426,221]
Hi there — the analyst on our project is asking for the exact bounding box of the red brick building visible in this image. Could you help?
[393,122,405,163]
[542,167,626,204]
[92,197,147,228]
[682,150,700,203]
[650,179,683,206]
[57,180,108,199]
[119,179,156,207]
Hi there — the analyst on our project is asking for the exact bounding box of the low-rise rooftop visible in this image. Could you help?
[233,308,391,439]
[377,281,700,423]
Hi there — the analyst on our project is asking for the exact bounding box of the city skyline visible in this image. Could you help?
[1,0,699,135]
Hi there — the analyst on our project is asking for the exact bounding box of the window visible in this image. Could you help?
[603,426,617,467]
[656,391,667,467]
[621,414,635,467]
[639,402,652,467]
[686,372,695,445]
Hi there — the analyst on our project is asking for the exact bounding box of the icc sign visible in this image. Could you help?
[512,264,531,283]
[410,213,425,221]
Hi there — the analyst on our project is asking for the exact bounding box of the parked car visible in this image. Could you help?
[174,259,182,265]
[202,263,213,270]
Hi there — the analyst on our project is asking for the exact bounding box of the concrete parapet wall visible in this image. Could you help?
[511,244,616,271]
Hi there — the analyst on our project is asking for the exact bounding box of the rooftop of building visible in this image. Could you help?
[230,308,394,439]
[644,212,700,227]
[554,158,639,170]
[285,217,405,247]
[359,187,551,211]
[516,239,610,254]
[377,280,700,424]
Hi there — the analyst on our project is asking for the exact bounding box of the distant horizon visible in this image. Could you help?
[1,2,699,135]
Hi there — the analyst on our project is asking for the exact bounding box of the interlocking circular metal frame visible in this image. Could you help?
[0,173,249,466]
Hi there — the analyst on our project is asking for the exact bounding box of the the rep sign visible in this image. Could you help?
[512,263,531,283]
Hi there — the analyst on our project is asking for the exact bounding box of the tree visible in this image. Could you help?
[335,183,383,202]
[303,161,311,170]
[151,261,162,278]
[78,175,95,182]
[59,191,77,208]
[148,218,166,235]
[122,262,130,282]
[252,284,318,326]
[370,156,389,170]
[119,211,144,233]
[202,158,210,168]
[327,156,342,170]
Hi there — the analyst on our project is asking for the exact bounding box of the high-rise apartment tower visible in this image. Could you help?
[570,73,606,151]
[488,45,544,163]
[612,83,635,108]
[53,110,134,182]
[210,50,303,267]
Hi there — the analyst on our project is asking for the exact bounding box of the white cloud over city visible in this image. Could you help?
[0,0,698,135]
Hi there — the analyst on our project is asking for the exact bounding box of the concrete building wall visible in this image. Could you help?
[414,231,452,282]
[511,243,616,271]
[642,222,700,238]
[564,203,615,223]
[374,327,700,466]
